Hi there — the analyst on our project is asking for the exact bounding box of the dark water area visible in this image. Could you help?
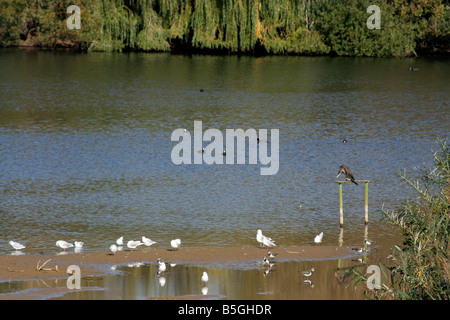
[0,48,449,256]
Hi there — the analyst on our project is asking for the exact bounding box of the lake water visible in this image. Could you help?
[0,49,449,255]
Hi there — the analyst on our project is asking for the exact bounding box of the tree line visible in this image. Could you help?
[0,0,448,57]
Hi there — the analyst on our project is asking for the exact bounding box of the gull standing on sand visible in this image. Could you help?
[9,241,25,251]
[127,240,143,251]
[142,236,156,247]
[56,240,74,251]
[314,232,323,244]
[116,236,124,246]
[170,239,181,250]
[256,229,276,248]
[109,244,118,255]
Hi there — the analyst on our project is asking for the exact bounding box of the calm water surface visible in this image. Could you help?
[0,49,449,256]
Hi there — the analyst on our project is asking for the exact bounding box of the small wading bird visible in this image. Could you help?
[301,268,315,277]
[336,165,358,185]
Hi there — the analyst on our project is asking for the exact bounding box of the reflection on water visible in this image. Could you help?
[1,252,388,300]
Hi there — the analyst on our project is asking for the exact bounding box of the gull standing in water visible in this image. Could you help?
[201,271,209,286]
[142,236,156,247]
[157,258,166,275]
[9,241,25,251]
[56,240,74,251]
[336,165,358,185]
[314,232,323,244]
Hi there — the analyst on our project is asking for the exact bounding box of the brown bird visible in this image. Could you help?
[336,165,358,185]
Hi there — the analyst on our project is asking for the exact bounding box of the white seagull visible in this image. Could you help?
[256,229,264,246]
[142,236,156,247]
[256,229,276,248]
[201,271,209,285]
[116,236,124,246]
[9,241,26,251]
[170,239,181,250]
[74,241,84,248]
[109,244,118,255]
[314,232,323,244]
[56,240,74,251]
[157,258,166,275]
[127,240,143,251]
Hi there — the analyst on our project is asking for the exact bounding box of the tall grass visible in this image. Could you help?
[351,139,449,299]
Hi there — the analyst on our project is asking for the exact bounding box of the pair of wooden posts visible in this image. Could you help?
[336,180,370,227]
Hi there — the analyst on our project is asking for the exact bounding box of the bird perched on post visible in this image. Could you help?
[336,165,358,185]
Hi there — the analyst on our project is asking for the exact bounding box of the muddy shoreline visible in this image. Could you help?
[0,245,357,282]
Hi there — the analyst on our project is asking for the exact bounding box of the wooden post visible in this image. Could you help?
[335,180,370,227]
[364,181,369,225]
[338,182,344,228]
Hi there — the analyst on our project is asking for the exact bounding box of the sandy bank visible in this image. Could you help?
[0,245,356,282]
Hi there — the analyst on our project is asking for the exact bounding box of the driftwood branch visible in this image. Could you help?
[36,259,58,271]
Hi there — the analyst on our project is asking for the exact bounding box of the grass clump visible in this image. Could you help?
[351,139,449,300]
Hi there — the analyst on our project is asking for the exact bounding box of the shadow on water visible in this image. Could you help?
[0,251,390,300]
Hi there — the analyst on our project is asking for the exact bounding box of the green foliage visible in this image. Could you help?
[313,0,416,57]
[0,0,448,56]
[350,139,450,300]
